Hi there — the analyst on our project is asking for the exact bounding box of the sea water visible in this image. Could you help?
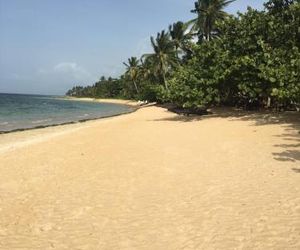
[0,93,134,132]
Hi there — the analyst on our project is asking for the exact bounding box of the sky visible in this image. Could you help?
[0,0,265,95]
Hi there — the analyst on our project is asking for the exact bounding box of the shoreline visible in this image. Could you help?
[61,96,140,107]
[0,107,137,135]
[0,107,138,154]
[0,97,140,135]
[1,101,298,155]
[0,98,141,154]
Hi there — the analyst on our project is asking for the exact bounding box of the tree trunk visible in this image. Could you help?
[133,80,139,94]
[267,97,271,108]
[162,71,168,90]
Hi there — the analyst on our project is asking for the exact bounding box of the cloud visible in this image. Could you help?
[53,62,95,81]
[54,62,81,73]
[36,62,97,84]
[27,62,99,94]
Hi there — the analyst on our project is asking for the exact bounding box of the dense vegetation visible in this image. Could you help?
[66,0,300,111]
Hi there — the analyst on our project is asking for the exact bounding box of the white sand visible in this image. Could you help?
[0,105,299,249]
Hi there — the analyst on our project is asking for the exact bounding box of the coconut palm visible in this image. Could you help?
[143,30,178,89]
[189,0,235,41]
[123,57,140,94]
[168,21,192,57]
[139,57,154,82]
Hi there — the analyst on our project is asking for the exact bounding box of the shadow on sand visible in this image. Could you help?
[153,105,300,170]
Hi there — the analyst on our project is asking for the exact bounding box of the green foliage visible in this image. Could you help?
[143,30,178,89]
[123,57,140,94]
[66,0,299,111]
[216,2,300,107]
[264,0,296,14]
[167,1,300,110]
[138,84,164,102]
[66,77,125,99]
[167,42,221,109]
[189,0,236,42]
[169,21,193,58]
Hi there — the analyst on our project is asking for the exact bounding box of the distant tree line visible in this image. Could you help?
[66,77,125,99]
[66,0,300,111]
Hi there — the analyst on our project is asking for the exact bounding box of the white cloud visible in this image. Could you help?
[36,62,97,83]
[53,62,95,81]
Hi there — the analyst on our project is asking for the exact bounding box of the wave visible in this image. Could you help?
[31,119,53,124]
[77,113,90,118]
[0,94,136,133]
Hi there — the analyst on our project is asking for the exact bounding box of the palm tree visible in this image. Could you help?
[123,57,140,94]
[189,0,235,42]
[139,57,153,82]
[168,21,192,57]
[143,30,178,89]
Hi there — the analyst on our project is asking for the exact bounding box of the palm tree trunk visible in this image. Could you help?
[133,80,139,94]
[206,25,210,41]
[162,71,168,90]
[175,45,179,59]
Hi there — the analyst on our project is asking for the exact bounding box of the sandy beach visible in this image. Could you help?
[0,104,299,249]
[62,96,141,107]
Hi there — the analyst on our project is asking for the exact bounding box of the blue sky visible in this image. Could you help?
[0,0,264,95]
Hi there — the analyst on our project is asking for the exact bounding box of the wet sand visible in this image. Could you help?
[0,105,299,249]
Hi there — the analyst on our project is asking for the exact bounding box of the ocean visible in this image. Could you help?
[0,93,134,133]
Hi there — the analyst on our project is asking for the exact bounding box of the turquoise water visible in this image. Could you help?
[0,93,134,132]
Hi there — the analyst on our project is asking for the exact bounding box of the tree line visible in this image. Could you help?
[66,0,300,111]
